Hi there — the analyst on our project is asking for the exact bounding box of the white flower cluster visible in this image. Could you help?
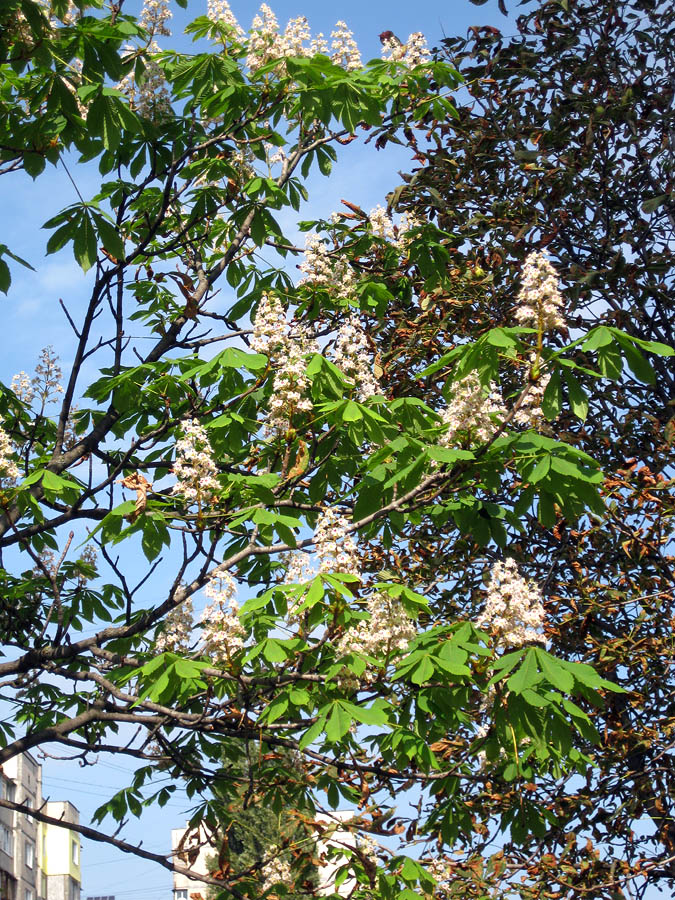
[476,558,546,648]
[283,551,315,585]
[260,853,293,893]
[11,371,33,405]
[243,5,363,73]
[426,857,454,895]
[200,570,246,663]
[207,0,245,39]
[368,205,396,242]
[440,372,506,447]
[368,205,422,251]
[246,4,279,71]
[381,31,430,68]
[334,314,380,401]
[33,346,64,405]
[283,551,316,620]
[298,233,356,301]
[330,21,362,70]
[276,16,312,59]
[266,320,317,439]
[251,294,318,438]
[0,421,19,486]
[11,347,64,410]
[118,42,172,123]
[336,591,416,662]
[171,419,221,507]
[315,508,360,578]
[513,355,552,430]
[355,833,379,868]
[515,251,565,332]
[139,0,172,37]
[250,292,288,357]
[156,598,194,653]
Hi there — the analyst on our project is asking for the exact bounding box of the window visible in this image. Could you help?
[1,779,15,802]
[72,840,79,865]
[25,890,34,900]
[175,891,188,900]
[0,824,13,856]
[25,839,35,869]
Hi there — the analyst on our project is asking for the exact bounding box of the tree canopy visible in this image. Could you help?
[0,2,672,900]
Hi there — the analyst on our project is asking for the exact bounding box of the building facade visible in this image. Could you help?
[170,826,212,900]
[0,755,80,900]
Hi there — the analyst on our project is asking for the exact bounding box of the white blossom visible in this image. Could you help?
[514,251,565,332]
[310,32,329,55]
[251,292,288,357]
[476,558,546,648]
[118,42,172,123]
[200,570,246,663]
[264,320,316,439]
[298,233,356,302]
[426,857,454,895]
[513,356,552,430]
[314,508,360,578]
[368,205,396,242]
[334,314,380,401]
[156,598,194,653]
[439,372,506,447]
[261,853,293,893]
[139,0,172,37]
[330,21,361,70]
[400,32,430,67]
[396,211,423,249]
[283,551,315,586]
[0,420,19,486]
[251,295,318,439]
[207,0,245,39]
[282,551,316,621]
[171,419,221,507]
[246,4,279,72]
[381,32,430,68]
[336,591,416,662]
[275,16,312,58]
[33,346,64,405]
[11,371,34,405]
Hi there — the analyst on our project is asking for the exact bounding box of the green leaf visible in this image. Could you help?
[410,654,435,685]
[342,400,362,422]
[298,716,326,750]
[325,702,352,742]
[535,649,575,692]
[565,372,589,420]
[0,260,10,294]
[582,326,613,351]
[528,455,551,484]
[541,370,562,420]
[73,212,98,272]
[507,650,541,694]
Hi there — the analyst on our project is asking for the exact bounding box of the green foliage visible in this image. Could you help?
[0,3,663,900]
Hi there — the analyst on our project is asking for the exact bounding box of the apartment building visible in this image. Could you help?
[170,826,212,900]
[0,755,81,900]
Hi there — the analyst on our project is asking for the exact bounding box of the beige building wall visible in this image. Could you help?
[171,827,213,900]
[0,757,80,900]
[3,754,42,900]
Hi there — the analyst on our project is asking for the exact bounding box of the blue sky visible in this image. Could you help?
[0,0,511,896]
